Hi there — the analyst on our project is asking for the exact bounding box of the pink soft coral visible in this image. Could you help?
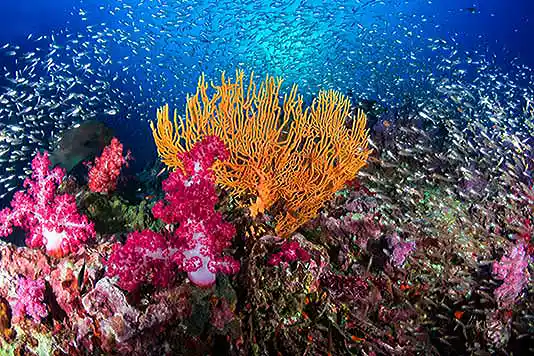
[106,136,239,290]
[12,276,48,323]
[492,242,531,308]
[0,151,95,257]
[387,233,416,268]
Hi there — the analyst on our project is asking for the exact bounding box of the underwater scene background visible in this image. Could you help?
[0,0,532,355]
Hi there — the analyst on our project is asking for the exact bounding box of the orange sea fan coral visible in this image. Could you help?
[150,70,371,237]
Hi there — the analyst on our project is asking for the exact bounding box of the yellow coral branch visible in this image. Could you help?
[150,70,371,237]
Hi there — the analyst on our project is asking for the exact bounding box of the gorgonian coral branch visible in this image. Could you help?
[150,70,371,237]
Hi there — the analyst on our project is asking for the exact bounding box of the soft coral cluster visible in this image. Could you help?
[387,232,416,268]
[0,151,95,257]
[88,137,129,194]
[267,240,311,266]
[105,230,174,292]
[492,242,531,308]
[11,276,48,323]
[106,136,239,290]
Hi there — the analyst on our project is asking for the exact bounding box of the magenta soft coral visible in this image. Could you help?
[105,230,175,292]
[106,136,239,290]
[88,137,129,194]
[267,241,311,266]
[387,232,416,268]
[0,151,95,257]
[11,276,48,323]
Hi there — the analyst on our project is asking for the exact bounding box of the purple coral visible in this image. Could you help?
[12,276,48,323]
[492,242,531,308]
[387,233,416,268]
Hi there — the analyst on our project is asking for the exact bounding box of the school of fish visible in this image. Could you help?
[0,0,532,207]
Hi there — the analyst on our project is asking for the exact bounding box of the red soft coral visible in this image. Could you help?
[88,137,129,194]
[267,240,311,266]
[105,230,175,292]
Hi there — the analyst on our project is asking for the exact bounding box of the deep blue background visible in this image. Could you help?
[1,0,532,68]
[0,0,532,174]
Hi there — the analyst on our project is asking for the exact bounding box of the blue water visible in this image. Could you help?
[0,0,532,171]
[2,1,532,65]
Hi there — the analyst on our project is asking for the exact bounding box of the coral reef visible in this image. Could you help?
[106,136,240,290]
[0,79,531,355]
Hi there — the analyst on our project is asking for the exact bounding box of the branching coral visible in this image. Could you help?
[151,70,371,237]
